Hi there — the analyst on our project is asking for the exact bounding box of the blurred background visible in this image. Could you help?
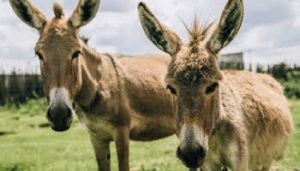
[0,0,299,170]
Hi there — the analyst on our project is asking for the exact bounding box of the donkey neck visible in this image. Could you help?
[75,43,121,112]
[218,75,243,122]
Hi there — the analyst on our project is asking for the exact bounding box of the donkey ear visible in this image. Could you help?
[138,2,182,55]
[68,0,101,29]
[207,0,244,54]
[9,0,47,30]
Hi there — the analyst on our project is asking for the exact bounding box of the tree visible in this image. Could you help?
[270,63,288,81]
[0,73,6,105]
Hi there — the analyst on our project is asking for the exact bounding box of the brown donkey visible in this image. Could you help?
[9,0,177,170]
[138,0,294,170]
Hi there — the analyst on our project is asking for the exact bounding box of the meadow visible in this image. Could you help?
[0,99,299,171]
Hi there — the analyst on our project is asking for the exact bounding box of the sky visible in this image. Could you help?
[0,0,299,73]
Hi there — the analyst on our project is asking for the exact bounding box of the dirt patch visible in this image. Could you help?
[29,124,35,128]
[1,164,30,171]
[0,131,16,137]
[38,122,51,128]
[5,165,21,171]
[10,116,20,120]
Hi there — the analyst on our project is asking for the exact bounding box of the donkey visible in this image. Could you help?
[9,0,177,170]
[138,0,294,170]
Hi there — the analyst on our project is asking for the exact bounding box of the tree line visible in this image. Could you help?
[0,71,43,107]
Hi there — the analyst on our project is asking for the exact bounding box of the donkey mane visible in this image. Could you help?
[53,2,64,19]
[184,19,211,52]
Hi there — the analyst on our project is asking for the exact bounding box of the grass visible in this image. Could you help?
[0,99,299,171]
[278,99,300,170]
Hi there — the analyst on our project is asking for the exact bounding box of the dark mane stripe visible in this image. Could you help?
[53,2,64,19]
[182,19,214,54]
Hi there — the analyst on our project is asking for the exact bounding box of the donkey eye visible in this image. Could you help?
[72,51,81,60]
[206,82,219,94]
[166,85,177,95]
[35,52,43,61]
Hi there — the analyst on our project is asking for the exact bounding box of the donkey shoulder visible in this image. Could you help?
[223,70,284,98]
[223,70,292,136]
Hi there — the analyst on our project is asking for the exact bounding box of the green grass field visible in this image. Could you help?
[0,99,299,171]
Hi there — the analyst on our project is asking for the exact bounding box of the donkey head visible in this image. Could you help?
[10,0,100,132]
[139,0,243,168]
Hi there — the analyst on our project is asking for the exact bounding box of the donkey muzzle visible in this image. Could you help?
[47,103,72,132]
[177,143,206,169]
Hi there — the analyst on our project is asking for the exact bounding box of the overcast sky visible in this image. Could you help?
[0,0,299,73]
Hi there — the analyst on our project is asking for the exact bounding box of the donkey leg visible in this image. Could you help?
[90,136,111,171]
[260,163,272,171]
[221,166,228,171]
[115,127,130,171]
[232,149,248,171]
[229,138,249,171]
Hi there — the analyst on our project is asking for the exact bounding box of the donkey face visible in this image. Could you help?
[139,0,243,168]
[10,0,100,132]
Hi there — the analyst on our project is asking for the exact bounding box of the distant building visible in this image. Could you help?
[219,52,244,70]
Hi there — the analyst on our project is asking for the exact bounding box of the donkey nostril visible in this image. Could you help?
[176,147,182,158]
[196,146,206,158]
[66,107,72,118]
[47,108,53,120]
